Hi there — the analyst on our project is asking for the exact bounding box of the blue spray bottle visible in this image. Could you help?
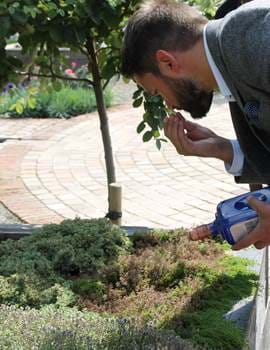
[192,187,270,245]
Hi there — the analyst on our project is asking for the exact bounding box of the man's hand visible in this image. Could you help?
[164,113,233,163]
[232,196,270,250]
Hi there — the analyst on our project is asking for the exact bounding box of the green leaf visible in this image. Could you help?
[101,6,118,28]
[132,89,142,100]
[0,17,10,37]
[28,87,39,95]
[108,32,122,49]
[48,10,58,19]
[35,56,49,66]
[27,96,37,109]
[133,97,143,108]
[122,76,130,84]
[12,11,28,25]
[47,2,58,11]
[142,131,153,142]
[143,111,151,122]
[136,121,145,134]
[83,5,101,25]
[7,56,22,68]
[52,80,62,91]
[156,139,161,150]
[152,130,160,138]
[49,26,64,43]
[101,60,116,80]
[58,9,65,16]
[15,102,24,115]
[24,23,35,35]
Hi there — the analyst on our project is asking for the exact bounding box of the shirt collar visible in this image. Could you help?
[203,24,235,102]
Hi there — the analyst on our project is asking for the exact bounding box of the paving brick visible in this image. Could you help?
[0,98,250,228]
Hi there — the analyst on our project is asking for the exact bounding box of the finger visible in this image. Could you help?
[164,117,170,136]
[183,119,199,132]
[232,228,261,250]
[247,196,269,216]
[175,112,185,121]
[171,116,181,146]
[189,224,211,241]
[164,116,174,138]
[254,241,267,250]
[177,118,193,154]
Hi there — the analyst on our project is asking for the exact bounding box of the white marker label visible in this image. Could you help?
[230,217,258,243]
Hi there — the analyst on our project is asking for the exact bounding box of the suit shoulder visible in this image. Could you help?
[218,1,270,91]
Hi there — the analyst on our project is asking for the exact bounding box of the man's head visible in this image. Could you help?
[121,0,214,118]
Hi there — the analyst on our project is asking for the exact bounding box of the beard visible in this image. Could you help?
[162,76,213,119]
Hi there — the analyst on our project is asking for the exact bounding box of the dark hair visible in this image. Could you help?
[121,0,207,78]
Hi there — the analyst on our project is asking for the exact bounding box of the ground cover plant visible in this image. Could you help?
[0,218,257,349]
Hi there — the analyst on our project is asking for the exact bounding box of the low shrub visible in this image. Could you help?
[0,86,113,118]
[0,218,130,307]
[0,305,200,350]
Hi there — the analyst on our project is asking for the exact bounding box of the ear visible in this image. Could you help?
[156,50,181,78]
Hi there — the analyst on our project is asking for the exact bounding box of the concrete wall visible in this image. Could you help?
[246,247,270,350]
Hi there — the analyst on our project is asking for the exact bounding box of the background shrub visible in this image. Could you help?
[0,86,113,118]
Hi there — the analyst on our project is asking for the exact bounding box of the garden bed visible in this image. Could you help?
[0,218,258,349]
[0,86,113,118]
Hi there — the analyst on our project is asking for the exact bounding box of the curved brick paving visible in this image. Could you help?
[0,97,249,228]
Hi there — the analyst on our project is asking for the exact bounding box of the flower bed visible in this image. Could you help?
[0,218,258,349]
[0,85,112,118]
[0,62,113,118]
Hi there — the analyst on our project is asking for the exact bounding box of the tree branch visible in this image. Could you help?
[102,73,120,90]
[16,71,94,86]
[102,79,111,90]
[79,46,91,60]
[95,46,118,55]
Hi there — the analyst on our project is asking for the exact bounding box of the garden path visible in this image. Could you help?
[0,95,250,228]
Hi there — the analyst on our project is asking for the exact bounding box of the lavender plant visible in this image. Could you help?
[0,305,201,350]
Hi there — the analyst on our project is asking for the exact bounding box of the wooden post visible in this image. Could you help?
[108,183,122,226]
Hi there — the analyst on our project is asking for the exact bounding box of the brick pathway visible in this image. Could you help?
[0,96,249,228]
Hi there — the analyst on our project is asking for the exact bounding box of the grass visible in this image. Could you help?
[162,255,255,349]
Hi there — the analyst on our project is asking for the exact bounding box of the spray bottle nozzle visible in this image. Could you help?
[208,222,219,237]
[189,223,212,241]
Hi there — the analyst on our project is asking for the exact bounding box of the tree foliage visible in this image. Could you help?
[0,0,140,88]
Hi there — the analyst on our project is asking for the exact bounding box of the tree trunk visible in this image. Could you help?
[86,38,116,194]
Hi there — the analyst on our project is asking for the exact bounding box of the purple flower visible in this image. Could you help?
[3,82,15,92]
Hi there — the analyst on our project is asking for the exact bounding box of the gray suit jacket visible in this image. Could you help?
[206,0,270,184]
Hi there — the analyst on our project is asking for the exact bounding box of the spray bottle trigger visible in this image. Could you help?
[234,193,267,210]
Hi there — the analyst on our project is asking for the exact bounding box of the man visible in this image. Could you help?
[121,0,270,250]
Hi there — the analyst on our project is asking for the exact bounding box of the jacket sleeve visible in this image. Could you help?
[229,102,270,184]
